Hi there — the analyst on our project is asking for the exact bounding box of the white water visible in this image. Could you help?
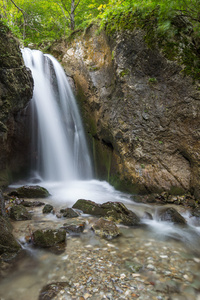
[19,48,200,250]
[22,48,92,181]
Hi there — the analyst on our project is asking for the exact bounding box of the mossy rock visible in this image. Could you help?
[72,199,105,216]
[0,216,21,254]
[101,201,140,226]
[62,208,80,218]
[9,185,50,198]
[32,229,66,248]
[73,199,140,226]
[9,204,32,221]
[43,204,54,214]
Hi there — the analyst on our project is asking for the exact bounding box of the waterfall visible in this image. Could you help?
[22,48,93,181]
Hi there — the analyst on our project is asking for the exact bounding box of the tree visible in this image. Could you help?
[58,0,80,31]
[0,0,108,45]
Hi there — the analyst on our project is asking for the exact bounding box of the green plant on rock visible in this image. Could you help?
[98,0,200,81]
[148,77,157,84]
[119,69,129,77]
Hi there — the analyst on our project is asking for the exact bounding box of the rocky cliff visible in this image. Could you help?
[0,22,33,187]
[51,25,200,197]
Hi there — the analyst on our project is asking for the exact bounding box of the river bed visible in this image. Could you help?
[1,180,200,300]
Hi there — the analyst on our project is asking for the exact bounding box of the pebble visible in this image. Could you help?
[1,212,200,300]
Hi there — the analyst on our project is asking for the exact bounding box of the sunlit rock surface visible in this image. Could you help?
[51,24,200,198]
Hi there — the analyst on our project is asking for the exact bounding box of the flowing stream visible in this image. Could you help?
[0,49,200,299]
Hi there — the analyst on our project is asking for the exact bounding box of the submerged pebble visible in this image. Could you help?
[0,203,200,300]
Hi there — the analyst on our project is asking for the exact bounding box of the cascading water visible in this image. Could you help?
[2,49,200,300]
[22,48,93,181]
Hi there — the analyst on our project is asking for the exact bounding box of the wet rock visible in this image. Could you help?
[91,218,120,239]
[72,200,140,226]
[32,229,66,248]
[72,199,105,216]
[9,204,32,221]
[61,220,86,235]
[158,207,186,224]
[61,208,80,218]
[142,212,153,220]
[0,216,21,254]
[21,200,45,207]
[8,185,50,198]
[43,204,54,214]
[38,282,70,300]
[101,202,140,226]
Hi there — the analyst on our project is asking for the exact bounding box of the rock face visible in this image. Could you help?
[0,215,21,254]
[51,25,200,197]
[0,22,33,188]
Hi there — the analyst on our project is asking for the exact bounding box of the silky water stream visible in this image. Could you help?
[0,49,200,300]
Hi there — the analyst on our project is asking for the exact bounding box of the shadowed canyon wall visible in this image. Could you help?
[0,23,33,187]
[51,25,200,197]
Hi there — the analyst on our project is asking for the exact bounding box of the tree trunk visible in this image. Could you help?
[70,0,75,31]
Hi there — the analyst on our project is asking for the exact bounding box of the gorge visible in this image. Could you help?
[0,21,200,300]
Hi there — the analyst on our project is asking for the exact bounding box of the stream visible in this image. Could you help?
[0,180,200,300]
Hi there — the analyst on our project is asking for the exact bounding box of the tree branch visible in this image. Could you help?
[60,0,71,17]
[73,0,81,13]
[10,0,27,40]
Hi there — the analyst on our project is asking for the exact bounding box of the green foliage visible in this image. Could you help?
[0,0,108,46]
[0,0,200,79]
[98,0,200,80]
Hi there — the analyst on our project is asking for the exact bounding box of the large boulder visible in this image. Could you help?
[101,201,140,226]
[9,185,50,198]
[72,199,105,216]
[72,199,140,226]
